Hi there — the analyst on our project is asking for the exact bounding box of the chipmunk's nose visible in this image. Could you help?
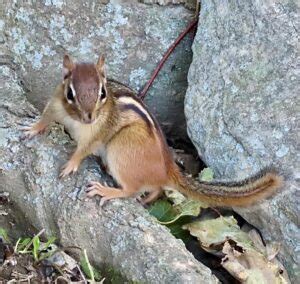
[83,112,93,124]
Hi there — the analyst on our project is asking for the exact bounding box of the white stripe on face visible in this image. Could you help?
[117,96,154,127]
[70,83,76,97]
[98,83,102,97]
[66,82,77,104]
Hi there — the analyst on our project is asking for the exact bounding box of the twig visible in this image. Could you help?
[210,207,222,217]
[54,276,70,284]
[8,272,35,283]
[139,19,198,100]
[77,264,88,284]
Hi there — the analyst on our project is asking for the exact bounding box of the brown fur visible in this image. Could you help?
[72,64,100,112]
[62,56,107,124]
[24,55,283,206]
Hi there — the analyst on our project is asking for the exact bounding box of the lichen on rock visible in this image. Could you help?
[2,0,194,143]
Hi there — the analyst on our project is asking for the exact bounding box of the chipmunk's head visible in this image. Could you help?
[62,54,108,124]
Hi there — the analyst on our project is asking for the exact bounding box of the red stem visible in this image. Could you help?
[139,19,198,100]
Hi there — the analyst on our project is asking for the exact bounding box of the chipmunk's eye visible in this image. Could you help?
[100,86,107,101]
[67,87,74,102]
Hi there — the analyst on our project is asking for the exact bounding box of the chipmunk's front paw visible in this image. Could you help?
[59,160,80,178]
[20,121,46,139]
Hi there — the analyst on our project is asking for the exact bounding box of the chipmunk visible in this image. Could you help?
[23,55,283,206]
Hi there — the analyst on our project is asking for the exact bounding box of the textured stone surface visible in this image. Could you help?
[141,0,197,10]
[185,1,300,281]
[0,65,218,284]
[1,0,194,143]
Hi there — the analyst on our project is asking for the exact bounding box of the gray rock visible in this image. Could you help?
[140,0,197,10]
[0,65,218,284]
[185,1,300,281]
[2,0,195,143]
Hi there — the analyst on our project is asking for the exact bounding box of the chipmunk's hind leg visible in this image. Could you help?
[106,124,168,189]
[138,188,163,205]
[89,123,169,206]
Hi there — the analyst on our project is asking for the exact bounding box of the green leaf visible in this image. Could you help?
[16,237,31,252]
[148,200,177,223]
[108,266,125,284]
[199,168,214,181]
[32,236,40,261]
[38,236,57,260]
[160,200,202,225]
[0,227,9,242]
[148,200,195,241]
[174,200,202,217]
[167,217,192,243]
[149,199,202,225]
[80,249,102,281]
[42,236,56,250]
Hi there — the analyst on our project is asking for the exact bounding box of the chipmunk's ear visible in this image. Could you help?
[63,54,75,79]
[96,55,106,79]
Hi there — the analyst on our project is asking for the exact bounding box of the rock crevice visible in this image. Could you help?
[185,1,300,281]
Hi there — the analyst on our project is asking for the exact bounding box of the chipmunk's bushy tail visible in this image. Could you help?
[170,167,283,207]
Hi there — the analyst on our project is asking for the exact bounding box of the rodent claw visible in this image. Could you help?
[136,196,147,207]
[20,126,32,130]
[22,129,39,139]
[85,188,99,197]
[20,121,46,140]
[100,197,108,207]
[59,161,79,178]
[85,186,92,192]
[85,182,105,197]
[17,120,35,126]
[84,188,108,207]
[86,181,97,187]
